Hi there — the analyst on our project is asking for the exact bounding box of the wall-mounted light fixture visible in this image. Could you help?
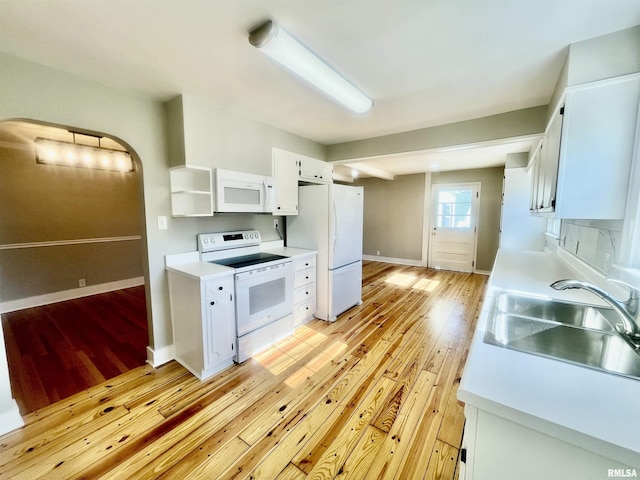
[34,134,134,173]
[249,19,373,114]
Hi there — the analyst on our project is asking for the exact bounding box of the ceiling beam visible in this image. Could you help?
[346,163,395,180]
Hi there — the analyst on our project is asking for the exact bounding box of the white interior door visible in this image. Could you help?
[429,183,480,273]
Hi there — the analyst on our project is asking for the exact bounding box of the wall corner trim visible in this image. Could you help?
[146,344,175,368]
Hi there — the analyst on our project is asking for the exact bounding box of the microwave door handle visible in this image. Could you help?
[263,177,269,212]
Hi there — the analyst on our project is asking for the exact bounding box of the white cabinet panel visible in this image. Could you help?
[460,406,635,480]
[530,74,640,219]
[204,282,235,369]
[272,149,299,215]
[293,253,316,326]
[167,271,235,380]
[272,148,333,217]
[556,75,640,219]
[299,156,333,184]
[169,165,213,217]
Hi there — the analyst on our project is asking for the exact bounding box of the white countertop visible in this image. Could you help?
[458,249,640,467]
[164,246,317,281]
[262,246,317,258]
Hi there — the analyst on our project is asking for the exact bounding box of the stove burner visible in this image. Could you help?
[209,252,288,269]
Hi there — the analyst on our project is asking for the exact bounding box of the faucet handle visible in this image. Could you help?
[606,278,640,301]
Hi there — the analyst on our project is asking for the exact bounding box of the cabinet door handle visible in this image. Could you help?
[210,301,215,306]
[218,286,223,291]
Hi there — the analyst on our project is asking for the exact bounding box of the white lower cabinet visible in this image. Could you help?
[204,279,235,369]
[167,271,235,380]
[293,253,316,326]
[460,405,636,480]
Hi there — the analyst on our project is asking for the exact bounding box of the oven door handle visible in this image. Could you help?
[234,261,293,282]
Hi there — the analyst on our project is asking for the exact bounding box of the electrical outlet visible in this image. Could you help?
[274,219,279,229]
[79,278,86,287]
[376,250,381,256]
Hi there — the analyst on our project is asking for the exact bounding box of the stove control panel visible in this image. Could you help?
[198,230,262,253]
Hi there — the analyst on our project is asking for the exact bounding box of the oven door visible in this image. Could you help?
[234,261,294,336]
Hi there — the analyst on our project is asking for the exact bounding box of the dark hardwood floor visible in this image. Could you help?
[0,262,487,479]
[1,286,148,414]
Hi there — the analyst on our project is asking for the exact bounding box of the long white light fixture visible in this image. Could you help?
[35,137,134,173]
[249,19,373,113]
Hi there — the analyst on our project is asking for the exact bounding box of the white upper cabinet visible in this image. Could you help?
[169,165,213,217]
[530,74,640,219]
[272,148,334,216]
[272,148,299,215]
[298,155,333,184]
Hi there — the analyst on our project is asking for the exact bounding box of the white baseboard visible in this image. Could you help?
[146,344,175,368]
[474,270,492,276]
[362,255,423,267]
[0,277,145,314]
[0,399,24,436]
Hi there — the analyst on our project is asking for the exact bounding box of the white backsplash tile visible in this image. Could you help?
[559,219,623,274]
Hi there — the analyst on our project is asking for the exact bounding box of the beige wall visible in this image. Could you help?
[0,52,325,369]
[168,94,326,172]
[327,106,547,161]
[355,174,425,261]
[431,167,504,272]
[548,25,640,122]
[355,167,504,272]
[0,123,144,301]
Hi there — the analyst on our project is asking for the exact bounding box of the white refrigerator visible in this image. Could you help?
[286,183,364,322]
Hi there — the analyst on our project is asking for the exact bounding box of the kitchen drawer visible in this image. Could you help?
[205,278,234,297]
[295,297,316,324]
[295,256,316,271]
[295,269,315,287]
[295,284,315,304]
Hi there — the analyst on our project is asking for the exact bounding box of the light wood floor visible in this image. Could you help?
[2,286,148,414]
[0,261,487,480]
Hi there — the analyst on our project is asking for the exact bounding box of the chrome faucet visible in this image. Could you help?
[550,278,640,348]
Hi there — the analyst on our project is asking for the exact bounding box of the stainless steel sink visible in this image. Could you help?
[492,292,619,332]
[484,293,640,380]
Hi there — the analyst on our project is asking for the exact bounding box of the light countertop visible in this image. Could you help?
[458,249,640,467]
[164,246,317,281]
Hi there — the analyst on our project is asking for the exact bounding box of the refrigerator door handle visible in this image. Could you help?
[333,199,338,258]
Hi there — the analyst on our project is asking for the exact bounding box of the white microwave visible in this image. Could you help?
[214,168,275,213]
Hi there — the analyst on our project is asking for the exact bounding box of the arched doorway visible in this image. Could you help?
[0,120,150,414]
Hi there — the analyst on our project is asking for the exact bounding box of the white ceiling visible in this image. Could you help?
[1,1,639,176]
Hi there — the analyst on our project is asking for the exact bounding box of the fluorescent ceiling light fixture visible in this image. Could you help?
[249,20,373,113]
[35,137,134,173]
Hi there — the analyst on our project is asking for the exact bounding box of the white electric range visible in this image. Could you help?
[198,230,295,362]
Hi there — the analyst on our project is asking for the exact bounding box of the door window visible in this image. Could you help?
[436,189,473,230]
